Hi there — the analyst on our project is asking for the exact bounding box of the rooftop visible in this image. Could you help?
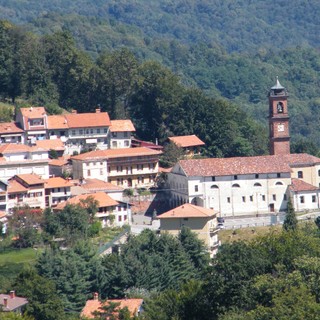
[0,122,23,134]
[20,107,46,119]
[14,174,44,186]
[290,178,319,192]
[64,112,111,128]
[35,139,65,151]
[158,203,215,219]
[47,115,69,129]
[44,177,73,189]
[0,291,28,312]
[168,135,205,148]
[80,179,124,192]
[110,120,136,132]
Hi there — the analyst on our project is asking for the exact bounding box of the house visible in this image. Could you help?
[168,134,205,157]
[16,106,48,142]
[0,180,8,212]
[0,290,28,313]
[109,120,135,149]
[7,174,45,212]
[0,143,49,180]
[81,293,143,319]
[71,147,162,189]
[0,122,24,144]
[46,109,111,154]
[44,177,73,207]
[54,192,131,227]
[35,139,65,157]
[158,203,219,257]
[48,156,72,178]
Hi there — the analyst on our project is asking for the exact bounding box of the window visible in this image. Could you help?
[273,194,276,201]
[112,141,117,148]
[262,195,266,201]
[255,174,259,179]
[312,195,316,203]
[57,188,61,192]
[276,181,283,185]
[250,195,253,202]
[242,196,246,202]
[124,132,128,137]
[104,128,108,133]
[87,170,91,176]
[298,171,303,178]
[97,129,100,134]
[318,170,320,177]
[86,129,89,134]
[227,197,231,203]
[79,129,83,135]
[137,164,143,171]
[300,196,305,204]
[234,175,238,180]
[212,176,216,181]
[195,185,199,192]
[112,132,117,137]
[118,215,122,222]
[90,129,93,134]
[211,185,219,189]
[183,218,189,221]
[254,183,262,187]
[124,140,129,147]
[277,173,281,178]
[232,183,240,188]
[117,166,122,172]
[72,130,76,136]
[100,169,103,175]
[283,194,287,201]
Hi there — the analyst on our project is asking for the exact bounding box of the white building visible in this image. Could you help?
[167,154,320,217]
[109,120,136,149]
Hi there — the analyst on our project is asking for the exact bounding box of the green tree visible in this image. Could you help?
[159,141,185,168]
[283,199,298,232]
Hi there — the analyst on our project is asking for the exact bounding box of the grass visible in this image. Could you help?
[219,225,282,244]
[0,247,39,285]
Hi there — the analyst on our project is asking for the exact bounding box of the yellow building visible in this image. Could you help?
[158,203,219,257]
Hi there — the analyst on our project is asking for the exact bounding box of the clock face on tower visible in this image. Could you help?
[277,124,284,132]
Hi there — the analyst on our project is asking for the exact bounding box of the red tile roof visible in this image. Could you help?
[110,120,136,132]
[0,122,23,134]
[169,135,205,148]
[81,298,143,318]
[20,107,46,119]
[7,180,27,193]
[72,147,162,161]
[158,203,215,219]
[55,192,118,210]
[35,139,65,151]
[0,292,28,312]
[80,179,124,192]
[178,153,320,177]
[0,143,31,154]
[64,112,111,128]
[15,174,44,186]
[49,156,70,167]
[290,178,319,192]
[44,177,73,189]
[47,115,69,129]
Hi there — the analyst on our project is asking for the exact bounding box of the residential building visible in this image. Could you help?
[16,106,48,142]
[158,203,219,257]
[71,147,162,188]
[109,119,135,149]
[168,134,205,157]
[0,122,24,144]
[54,192,131,227]
[7,174,46,212]
[0,144,49,181]
[44,177,73,207]
[0,291,28,313]
[35,139,65,157]
[81,293,143,319]
[48,156,72,178]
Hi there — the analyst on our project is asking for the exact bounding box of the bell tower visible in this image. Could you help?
[268,77,290,155]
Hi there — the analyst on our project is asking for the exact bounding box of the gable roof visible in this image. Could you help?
[20,107,46,119]
[0,293,28,312]
[81,298,143,318]
[158,203,215,219]
[168,135,205,148]
[71,147,162,161]
[80,179,124,192]
[55,192,119,210]
[0,122,23,134]
[64,112,111,128]
[14,174,44,186]
[47,115,69,129]
[290,178,319,192]
[35,139,65,151]
[7,180,28,193]
[44,177,73,189]
[110,120,136,132]
[0,143,31,154]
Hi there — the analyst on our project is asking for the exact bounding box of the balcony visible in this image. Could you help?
[209,225,220,234]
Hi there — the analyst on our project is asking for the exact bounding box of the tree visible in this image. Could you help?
[283,199,298,232]
[159,141,185,168]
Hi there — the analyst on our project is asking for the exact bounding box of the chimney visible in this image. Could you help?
[9,291,15,299]
[93,292,98,300]
[3,297,8,307]
[95,108,101,113]
[71,110,77,114]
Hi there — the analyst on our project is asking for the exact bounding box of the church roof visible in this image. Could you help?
[271,77,285,90]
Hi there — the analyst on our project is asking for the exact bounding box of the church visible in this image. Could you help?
[167,79,320,217]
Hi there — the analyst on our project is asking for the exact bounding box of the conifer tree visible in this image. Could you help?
[283,199,298,232]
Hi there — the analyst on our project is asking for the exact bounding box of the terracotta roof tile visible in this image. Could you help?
[0,122,23,134]
[47,115,69,129]
[158,203,215,219]
[0,293,28,312]
[35,139,65,151]
[49,156,70,166]
[55,192,118,210]
[0,143,31,154]
[81,298,143,318]
[110,120,136,132]
[44,177,73,189]
[64,112,111,128]
[71,147,162,161]
[80,179,124,192]
[20,107,46,119]
[290,178,319,192]
[169,135,205,148]
[15,174,44,186]
[7,180,28,193]
[178,154,320,177]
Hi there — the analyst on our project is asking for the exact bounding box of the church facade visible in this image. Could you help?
[167,79,320,216]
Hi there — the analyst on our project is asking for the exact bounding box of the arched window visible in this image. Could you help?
[275,181,283,186]
[211,185,219,189]
[232,183,240,188]
[254,183,262,187]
